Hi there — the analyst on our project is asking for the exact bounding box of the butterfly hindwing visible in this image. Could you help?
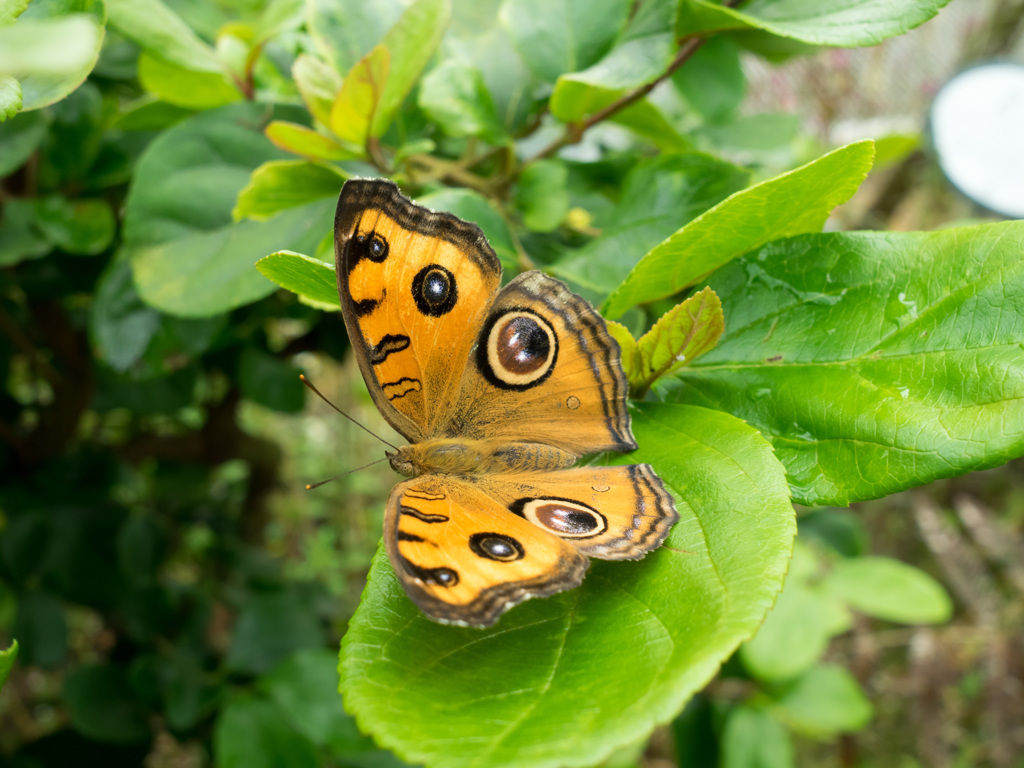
[335,180,502,441]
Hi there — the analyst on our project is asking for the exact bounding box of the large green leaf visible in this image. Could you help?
[124,103,334,316]
[823,557,952,624]
[137,53,241,110]
[662,222,1024,507]
[0,640,16,692]
[676,0,951,47]
[339,403,794,768]
[105,0,221,72]
[500,0,631,83]
[552,153,748,298]
[215,693,318,768]
[234,160,346,222]
[256,251,339,310]
[305,0,407,74]
[602,141,874,318]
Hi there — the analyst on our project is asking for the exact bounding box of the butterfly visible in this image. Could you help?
[334,178,678,627]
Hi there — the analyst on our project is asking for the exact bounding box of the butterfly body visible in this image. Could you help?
[335,179,678,627]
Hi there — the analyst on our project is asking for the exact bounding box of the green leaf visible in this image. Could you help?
[0,198,51,267]
[552,153,749,298]
[823,557,951,624]
[769,664,873,736]
[105,0,221,72]
[0,640,17,692]
[500,0,632,83]
[234,160,346,222]
[33,196,115,255]
[238,346,305,413]
[292,53,341,127]
[124,103,334,316]
[721,706,794,768]
[90,259,161,372]
[266,120,360,161]
[603,141,875,319]
[676,0,951,47]
[137,52,241,110]
[0,75,19,121]
[1,0,31,26]
[740,581,836,682]
[226,589,325,675]
[63,665,152,744]
[419,59,506,142]
[339,403,794,768]
[515,159,569,232]
[305,0,407,74]
[12,592,67,667]
[215,693,318,768]
[371,0,452,137]
[697,112,800,153]
[256,251,340,310]
[110,96,193,131]
[664,221,1024,506]
[418,187,519,272]
[672,36,745,123]
[2,0,105,111]
[329,44,390,147]
[627,287,724,397]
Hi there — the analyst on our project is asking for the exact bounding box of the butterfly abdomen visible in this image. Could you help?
[389,439,578,477]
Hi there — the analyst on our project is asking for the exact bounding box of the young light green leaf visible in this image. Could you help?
[234,160,346,222]
[419,59,506,142]
[500,0,632,83]
[266,121,360,161]
[552,153,749,298]
[0,75,19,121]
[340,404,794,768]
[292,54,341,127]
[629,287,724,397]
[371,0,452,137]
[1,0,31,26]
[769,665,873,736]
[0,640,16,692]
[676,0,951,47]
[256,251,340,311]
[663,222,1024,507]
[515,159,569,232]
[603,141,875,319]
[721,706,794,768]
[606,321,638,384]
[329,44,390,147]
[823,557,952,625]
[417,187,520,271]
[105,0,221,72]
[137,53,241,110]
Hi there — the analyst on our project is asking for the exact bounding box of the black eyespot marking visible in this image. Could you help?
[352,288,385,317]
[398,554,459,587]
[477,308,558,390]
[510,497,608,539]
[469,532,525,562]
[351,231,389,264]
[412,264,458,316]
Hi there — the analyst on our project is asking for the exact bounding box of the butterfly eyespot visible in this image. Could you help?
[412,264,458,316]
[469,532,525,562]
[431,568,458,585]
[566,395,580,410]
[511,497,608,539]
[353,231,389,263]
[478,309,558,390]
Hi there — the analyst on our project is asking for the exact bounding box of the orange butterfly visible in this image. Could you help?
[335,179,678,626]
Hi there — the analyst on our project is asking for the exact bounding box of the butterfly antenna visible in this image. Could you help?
[305,457,390,490]
[300,374,400,450]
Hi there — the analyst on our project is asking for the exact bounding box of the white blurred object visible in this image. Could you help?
[931,63,1024,218]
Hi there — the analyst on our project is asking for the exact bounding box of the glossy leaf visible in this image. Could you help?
[234,160,346,222]
[676,0,951,47]
[371,0,452,137]
[419,59,505,142]
[664,222,1024,506]
[137,53,241,110]
[0,640,16,692]
[553,153,749,299]
[603,141,874,318]
[266,120,360,161]
[339,403,794,768]
[125,103,334,316]
[215,693,318,768]
[721,706,794,768]
[256,251,340,310]
[769,664,872,736]
[501,0,632,83]
[823,557,952,624]
[105,0,221,72]
[329,45,390,147]
[515,159,569,232]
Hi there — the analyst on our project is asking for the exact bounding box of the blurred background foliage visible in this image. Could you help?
[1,0,1023,767]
